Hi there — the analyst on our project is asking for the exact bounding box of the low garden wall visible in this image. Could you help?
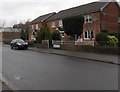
[61,44,119,55]
[33,43,119,55]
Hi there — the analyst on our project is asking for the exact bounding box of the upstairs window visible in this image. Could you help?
[51,21,55,28]
[84,15,92,23]
[32,25,34,29]
[36,24,38,29]
[59,20,63,27]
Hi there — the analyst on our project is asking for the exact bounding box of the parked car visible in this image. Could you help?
[10,39,28,50]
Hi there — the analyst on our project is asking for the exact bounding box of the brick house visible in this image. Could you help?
[29,12,56,41]
[46,2,120,45]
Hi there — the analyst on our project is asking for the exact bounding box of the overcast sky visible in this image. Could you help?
[0,0,119,27]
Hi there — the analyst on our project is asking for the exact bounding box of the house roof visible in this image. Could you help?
[46,2,108,21]
[31,12,56,24]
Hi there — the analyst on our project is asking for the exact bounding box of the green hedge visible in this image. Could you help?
[96,33,109,46]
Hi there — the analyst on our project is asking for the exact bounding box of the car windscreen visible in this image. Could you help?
[16,39,25,43]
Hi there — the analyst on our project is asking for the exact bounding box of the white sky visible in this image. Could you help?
[0,0,119,27]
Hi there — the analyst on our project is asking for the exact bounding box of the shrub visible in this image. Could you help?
[20,30,29,40]
[36,27,52,43]
[44,27,52,40]
[96,33,109,45]
[108,35,118,47]
[52,30,61,40]
[36,27,45,43]
[108,32,120,47]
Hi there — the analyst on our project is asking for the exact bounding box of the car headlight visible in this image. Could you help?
[25,43,28,45]
[17,43,22,45]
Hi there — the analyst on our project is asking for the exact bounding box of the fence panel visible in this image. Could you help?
[52,40,75,45]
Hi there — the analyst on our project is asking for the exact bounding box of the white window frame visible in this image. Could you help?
[36,24,38,29]
[32,25,34,29]
[89,16,92,23]
[59,20,63,27]
[59,31,64,38]
[84,16,87,23]
[84,30,94,40]
[84,15,92,23]
[51,21,55,28]
[84,31,89,40]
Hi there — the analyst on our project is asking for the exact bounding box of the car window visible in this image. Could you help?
[11,40,16,43]
[16,39,25,43]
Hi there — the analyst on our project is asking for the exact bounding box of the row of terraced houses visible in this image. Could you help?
[29,1,120,45]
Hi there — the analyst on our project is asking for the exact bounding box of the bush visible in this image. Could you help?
[108,32,120,47]
[108,35,118,47]
[36,27,45,43]
[21,30,29,40]
[96,33,109,46]
[44,27,52,40]
[36,27,52,43]
[52,30,61,40]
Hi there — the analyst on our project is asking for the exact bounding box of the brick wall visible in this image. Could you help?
[29,22,46,41]
[47,20,69,40]
[83,12,101,41]
[2,32,21,43]
[47,20,59,33]
[101,2,119,32]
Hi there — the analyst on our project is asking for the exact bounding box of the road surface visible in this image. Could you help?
[2,45,118,90]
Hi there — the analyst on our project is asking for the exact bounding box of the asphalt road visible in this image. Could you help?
[2,46,118,90]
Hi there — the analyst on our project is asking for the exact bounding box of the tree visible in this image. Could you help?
[63,16,84,39]
[21,30,27,40]
[52,30,61,40]
[36,27,52,43]
[44,27,52,40]
[36,27,45,43]
[0,19,6,27]
[14,20,31,40]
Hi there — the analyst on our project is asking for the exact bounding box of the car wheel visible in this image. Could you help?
[16,46,19,50]
[11,46,13,49]
[13,46,16,50]
[25,47,28,50]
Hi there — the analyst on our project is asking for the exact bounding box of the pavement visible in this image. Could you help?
[29,47,119,65]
